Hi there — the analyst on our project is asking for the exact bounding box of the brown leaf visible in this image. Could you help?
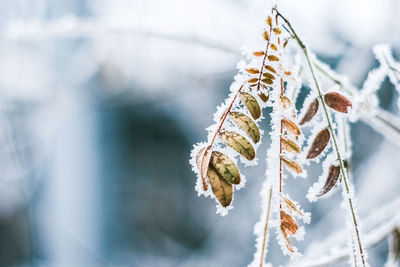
[273,28,282,34]
[263,72,275,80]
[248,77,259,83]
[281,137,300,154]
[280,156,303,174]
[210,151,240,184]
[324,92,352,113]
[258,92,269,102]
[263,31,270,41]
[392,228,400,262]
[253,51,265,57]
[196,147,212,190]
[207,167,233,207]
[240,92,261,120]
[299,98,319,125]
[219,131,256,160]
[306,128,330,159]
[280,211,299,253]
[317,164,341,196]
[230,111,261,143]
[283,197,304,217]
[246,68,259,74]
[262,78,274,85]
[264,65,276,74]
[268,55,279,61]
[279,95,293,110]
[266,16,272,27]
[282,118,301,135]
[270,43,278,51]
[283,39,289,48]
[284,71,292,76]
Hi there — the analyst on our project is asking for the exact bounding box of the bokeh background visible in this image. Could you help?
[0,0,399,266]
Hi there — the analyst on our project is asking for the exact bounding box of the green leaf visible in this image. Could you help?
[219,131,256,160]
[230,112,260,143]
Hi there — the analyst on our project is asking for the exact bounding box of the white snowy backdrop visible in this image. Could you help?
[0,0,399,266]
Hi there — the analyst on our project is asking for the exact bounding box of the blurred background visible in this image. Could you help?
[0,0,399,266]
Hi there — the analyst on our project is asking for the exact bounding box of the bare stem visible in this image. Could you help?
[260,187,273,267]
[273,8,367,266]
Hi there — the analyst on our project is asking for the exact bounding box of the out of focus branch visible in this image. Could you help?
[3,16,240,54]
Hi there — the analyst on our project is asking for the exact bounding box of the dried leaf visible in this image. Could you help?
[280,156,302,174]
[262,78,274,85]
[219,131,256,160]
[268,55,279,61]
[270,43,278,51]
[280,211,298,253]
[207,167,233,207]
[317,163,341,196]
[210,151,240,184]
[282,118,301,135]
[196,147,212,191]
[279,95,292,110]
[263,72,275,80]
[240,92,261,120]
[230,111,261,143]
[284,71,292,76]
[248,77,259,83]
[258,92,269,102]
[283,197,304,216]
[263,31,270,41]
[281,137,300,154]
[324,92,352,113]
[283,39,289,48]
[253,51,265,57]
[273,28,282,34]
[307,128,330,159]
[264,65,276,74]
[246,68,259,74]
[266,16,272,27]
[392,228,400,262]
[299,98,319,125]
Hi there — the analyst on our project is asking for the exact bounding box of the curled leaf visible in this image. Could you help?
[253,51,265,57]
[248,77,259,83]
[282,118,301,135]
[307,128,330,159]
[207,167,233,207]
[283,197,304,217]
[317,164,341,196]
[324,92,352,113]
[219,131,255,160]
[281,137,300,154]
[268,55,279,61]
[240,92,261,120]
[273,28,282,35]
[280,211,298,253]
[299,98,319,125]
[279,95,293,110]
[264,65,276,73]
[270,43,278,51]
[283,39,289,48]
[280,156,302,174]
[263,31,270,41]
[258,92,269,103]
[230,112,261,143]
[196,147,212,190]
[210,151,240,184]
[246,68,259,74]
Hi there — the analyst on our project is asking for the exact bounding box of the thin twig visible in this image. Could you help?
[273,7,367,266]
[259,187,273,267]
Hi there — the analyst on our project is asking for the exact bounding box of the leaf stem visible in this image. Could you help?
[273,8,367,266]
